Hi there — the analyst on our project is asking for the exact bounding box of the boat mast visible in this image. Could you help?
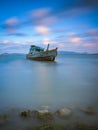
[46,44,49,51]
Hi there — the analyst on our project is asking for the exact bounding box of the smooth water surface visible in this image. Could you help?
[0,54,98,111]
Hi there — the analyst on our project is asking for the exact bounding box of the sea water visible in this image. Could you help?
[0,54,98,111]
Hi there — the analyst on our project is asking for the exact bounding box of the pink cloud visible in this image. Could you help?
[35,26,51,35]
[31,8,51,18]
[88,29,98,36]
[96,37,98,42]
[38,16,57,26]
[43,38,50,45]
[30,8,57,26]
[69,35,81,45]
[2,40,9,44]
[5,17,19,26]
[82,43,96,47]
[3,17,20,35]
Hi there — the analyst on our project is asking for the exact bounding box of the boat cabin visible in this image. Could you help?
[29,45,44,54]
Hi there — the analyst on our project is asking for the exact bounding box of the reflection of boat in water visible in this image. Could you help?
[26,44,58,61]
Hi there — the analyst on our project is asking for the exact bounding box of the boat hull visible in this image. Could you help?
[26,48,57,61]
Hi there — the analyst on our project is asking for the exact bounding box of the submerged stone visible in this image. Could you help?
[55,108,71,117]
[79,106,96,115]
[20,110,32,117]
[38,109,49,114]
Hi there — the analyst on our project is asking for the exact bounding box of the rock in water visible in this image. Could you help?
[56,108,71,116]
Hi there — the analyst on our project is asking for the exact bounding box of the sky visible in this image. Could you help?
[0,0,98,54]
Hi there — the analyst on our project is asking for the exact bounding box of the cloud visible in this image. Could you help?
[0,43,30,54]
[1,17,22,36]
[13,41,20,44]
[65,32,82,45]
[8,32,28,37]
[80,29,98,38]
[35,26,51,35]
[27,0,98,25]
[1,8,57,36]
[38,16,57,26]
[73,0,98,9]
[26,39,34,44]
[43,38,50,45]
[2,40,9,44]
[5,17,19,26]
[88,29,98,36]
[1,16,28,36]
[52,29,98,53]
[2,17,19,31]
[29,8,57,26]
[1,0,98,41]
[82,43,97,47]
[96,37,98,42]
[53,0,98,18]
[70,37,81,44]
[31,8,51,19]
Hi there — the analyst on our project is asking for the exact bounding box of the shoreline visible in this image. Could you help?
[0,105,98,130]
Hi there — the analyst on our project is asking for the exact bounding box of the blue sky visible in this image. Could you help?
[0,0,98,53]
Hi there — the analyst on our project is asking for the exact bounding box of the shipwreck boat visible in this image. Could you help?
[26,44,58,61]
